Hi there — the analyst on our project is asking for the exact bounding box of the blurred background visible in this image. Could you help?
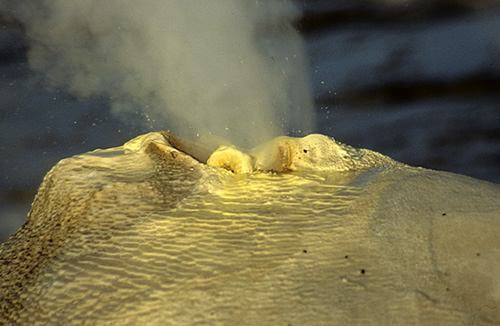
[1,0,499,241]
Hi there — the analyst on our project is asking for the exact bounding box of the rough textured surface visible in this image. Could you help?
[0,132,499,325]
[1,0,500,241]
[204,134,397,173]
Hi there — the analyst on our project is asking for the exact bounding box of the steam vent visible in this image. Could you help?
[1,132,499,325]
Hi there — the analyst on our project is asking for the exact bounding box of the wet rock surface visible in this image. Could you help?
[1,132,499,324]
[1,0,500,240]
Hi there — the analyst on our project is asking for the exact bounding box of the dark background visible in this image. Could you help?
[1,0,500,241]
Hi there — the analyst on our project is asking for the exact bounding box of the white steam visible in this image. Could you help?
[8,0,314,147]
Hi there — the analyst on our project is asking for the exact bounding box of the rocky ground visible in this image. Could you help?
[1,0,499,241]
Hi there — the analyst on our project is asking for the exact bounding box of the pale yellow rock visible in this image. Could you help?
[1,132,499,325]
[250,134,395,172]
[206,145,254,174]
[205,134,396,174]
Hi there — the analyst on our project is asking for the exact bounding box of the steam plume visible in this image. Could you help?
[5,0,314,147]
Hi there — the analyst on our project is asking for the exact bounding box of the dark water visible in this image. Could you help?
[1,0,500,241]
